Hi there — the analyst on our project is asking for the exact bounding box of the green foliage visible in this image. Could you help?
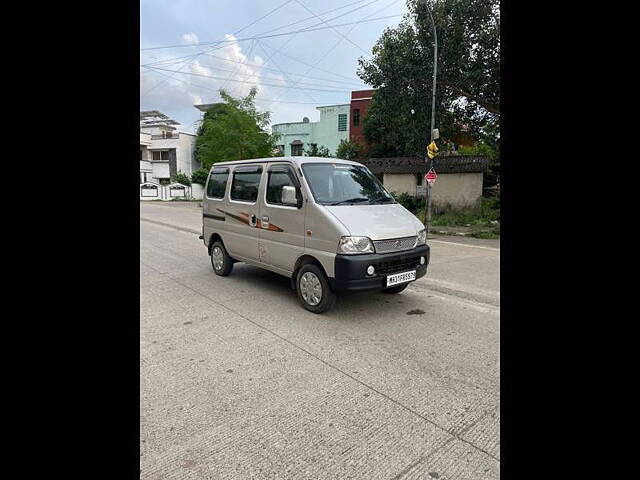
[304,144,332,157]
[195,87,280,170]
[190,168,209,186]
[414,197,500,232]
[396,192,500,238]
[357,0,499,157]
[335,139,363,160]
[390,191,426,213]
[457,142,497,162]
[172,170,191,186]
[458,141,500,191]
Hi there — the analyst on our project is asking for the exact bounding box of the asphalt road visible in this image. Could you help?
[140,201,500,479]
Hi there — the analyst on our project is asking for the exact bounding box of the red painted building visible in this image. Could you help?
[349,89,376,154]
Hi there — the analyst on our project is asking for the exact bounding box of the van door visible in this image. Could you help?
[223,164,264,261]
[258,163,305,273]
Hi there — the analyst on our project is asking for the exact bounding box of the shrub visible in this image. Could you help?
[173,170,191,186]
[335,139,362,160]
[191,168,209,185]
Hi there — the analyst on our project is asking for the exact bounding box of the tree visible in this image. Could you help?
[458,140,499,192]
[190,168,209,185]
[357,0,499,158]
[304,144,331,157]
[195,88,280,170]
[335,139,363,160]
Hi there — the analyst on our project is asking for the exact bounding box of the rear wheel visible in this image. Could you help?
[296,264,336,314]
[382,283,409,294]
[210,241,233,276]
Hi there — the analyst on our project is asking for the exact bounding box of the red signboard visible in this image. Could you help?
[424,168,437,185]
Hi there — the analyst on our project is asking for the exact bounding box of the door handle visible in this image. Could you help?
[262,215,269,229]
[249,214,257,227]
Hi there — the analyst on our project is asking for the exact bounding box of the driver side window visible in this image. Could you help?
[266,166,298,205]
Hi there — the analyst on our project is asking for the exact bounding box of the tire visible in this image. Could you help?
[382,283,409,294]
[210,241,233,276]
[296,264,336,314]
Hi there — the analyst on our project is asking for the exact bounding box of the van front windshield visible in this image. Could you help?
[301,163,395,206]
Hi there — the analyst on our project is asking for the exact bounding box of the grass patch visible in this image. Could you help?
[470,222,500,239]
[416,197,499,225]
[413,196,500,238]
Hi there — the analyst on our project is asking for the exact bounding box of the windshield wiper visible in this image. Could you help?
[327,197,370,205]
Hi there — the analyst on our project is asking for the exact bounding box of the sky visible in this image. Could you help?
[140,0,409,133]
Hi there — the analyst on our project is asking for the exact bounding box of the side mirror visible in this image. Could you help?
[281,185,298,207]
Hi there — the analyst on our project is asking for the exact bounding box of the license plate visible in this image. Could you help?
[386,270,416,287]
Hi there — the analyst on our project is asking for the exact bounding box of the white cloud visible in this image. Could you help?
[181,32,199,45]
[139,32,327,128]
[140,34,268,122]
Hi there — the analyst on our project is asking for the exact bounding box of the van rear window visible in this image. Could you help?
[207,168,229,199]
[230,166,263,203]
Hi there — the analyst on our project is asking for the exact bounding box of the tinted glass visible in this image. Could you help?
[230,167,262,202]
[301,163,393,205]
[267,168,297,205]
[207,168,229,198]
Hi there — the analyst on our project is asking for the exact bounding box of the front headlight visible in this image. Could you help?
[416,228,427,246]
[337,236,375,254]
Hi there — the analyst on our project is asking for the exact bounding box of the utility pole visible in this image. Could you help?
[421,0,438,236]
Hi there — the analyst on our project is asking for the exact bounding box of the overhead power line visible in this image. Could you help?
[268,0,402,103]
[142,68,345,105]
[293,0,369,54]
[144,65,352,93]
[233,0,296,36]
[216,0,296,93]
[255,40,318,104]
[141,0,379,69]
[253,0,375,37]
[199,52,366,87]
[142,48,364,85]
[140,14,403,51]
[142,0,293,98]
[142,60,361,91]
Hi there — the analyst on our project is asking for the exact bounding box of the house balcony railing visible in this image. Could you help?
[151,134,179,140]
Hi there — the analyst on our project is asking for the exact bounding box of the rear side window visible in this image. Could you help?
[266,167,298,205]
[206,168,229,199]
[230,166,263,202]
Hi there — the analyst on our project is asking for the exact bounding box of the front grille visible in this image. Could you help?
[373,236,417,254]
[375,256,421,276]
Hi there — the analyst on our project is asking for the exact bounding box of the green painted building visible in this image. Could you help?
[271,104,350,157]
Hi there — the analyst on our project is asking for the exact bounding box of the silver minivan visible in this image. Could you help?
[201,156,430,313]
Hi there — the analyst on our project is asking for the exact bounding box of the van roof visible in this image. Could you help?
[212,156,364,168]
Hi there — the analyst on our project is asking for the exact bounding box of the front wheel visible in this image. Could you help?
[296,264,336,314]
[382,283,409,294]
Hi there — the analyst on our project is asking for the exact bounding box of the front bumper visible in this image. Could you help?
[329,245,430,292]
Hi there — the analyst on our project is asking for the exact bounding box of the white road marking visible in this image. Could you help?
[429,239,500,252]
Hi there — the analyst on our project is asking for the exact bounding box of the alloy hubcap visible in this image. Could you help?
[300,272,322,306]
[212,246,224,271]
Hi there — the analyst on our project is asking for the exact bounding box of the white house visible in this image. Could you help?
[140,110,199,184]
